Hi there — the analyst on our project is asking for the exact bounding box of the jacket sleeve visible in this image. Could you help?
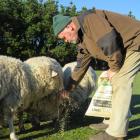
[65,43,92,91]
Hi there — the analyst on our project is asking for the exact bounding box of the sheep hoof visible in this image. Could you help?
[32,123,40,130]
[10,132,18,140]
[19,127,25,133]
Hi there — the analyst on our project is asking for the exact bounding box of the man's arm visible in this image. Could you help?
[65,43,92,91]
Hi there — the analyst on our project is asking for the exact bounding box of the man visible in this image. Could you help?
[53,9,140,140]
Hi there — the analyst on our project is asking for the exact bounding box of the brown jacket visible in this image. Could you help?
[67,9,140,90]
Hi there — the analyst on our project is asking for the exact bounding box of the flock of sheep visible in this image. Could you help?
[0,55,97,140]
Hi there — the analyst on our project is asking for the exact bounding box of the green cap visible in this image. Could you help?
[53,14,72,36]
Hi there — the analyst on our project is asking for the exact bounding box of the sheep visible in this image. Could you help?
[0,55,64,140]
[0,55,30,140]
[18,56,64,131]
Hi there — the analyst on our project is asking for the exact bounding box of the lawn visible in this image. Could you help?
[0,71,140,140]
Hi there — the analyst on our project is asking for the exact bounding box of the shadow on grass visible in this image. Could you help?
[130,95,140,115]
[127,95,140,139]
[19,128,55,140]
[0,122,57,140]
[128,118,140,139]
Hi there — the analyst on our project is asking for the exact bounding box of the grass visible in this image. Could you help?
[0,71,140,140]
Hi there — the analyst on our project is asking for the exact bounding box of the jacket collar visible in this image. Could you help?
[72,17,80,31]
[72,17,84,42]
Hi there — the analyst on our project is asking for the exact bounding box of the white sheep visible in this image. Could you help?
[0,55,64,140]
[0,55,29,140]
[18,56,64,130]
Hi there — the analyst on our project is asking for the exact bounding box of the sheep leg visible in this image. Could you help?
[30,115,40,129]
[17,110,25,132]
[6,110,18,140]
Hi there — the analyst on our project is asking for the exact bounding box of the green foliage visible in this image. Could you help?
[0,0,137,66]
[0,0,58,60]
[128,11,136,19]
[0,0,26,57]
[46,127,98,140]
[50,42,77,65]
[0,0,79,64]
[59,1,77,16]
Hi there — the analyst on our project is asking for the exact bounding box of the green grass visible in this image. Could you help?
[0,71,140,140]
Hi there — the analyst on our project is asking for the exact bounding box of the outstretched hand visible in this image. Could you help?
[58,89,70,100]
[107,69,116,80]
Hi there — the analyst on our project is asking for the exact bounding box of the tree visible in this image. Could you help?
[128,11,135,19]
[0,0,27,57]
[0,0,59,60]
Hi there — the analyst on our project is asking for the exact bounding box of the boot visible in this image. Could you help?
[89,132,125,140]
[89,122,108,130]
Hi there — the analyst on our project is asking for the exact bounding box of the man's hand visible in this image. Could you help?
[107,69,116,80]
[59,89,70,100]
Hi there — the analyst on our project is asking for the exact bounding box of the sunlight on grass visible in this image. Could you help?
[46,127,99,140]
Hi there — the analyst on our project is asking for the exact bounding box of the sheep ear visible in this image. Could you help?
[52,70,58,77]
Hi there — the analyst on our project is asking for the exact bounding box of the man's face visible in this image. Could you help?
[58,22,79,44]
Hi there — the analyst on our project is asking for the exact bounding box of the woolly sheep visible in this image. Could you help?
[18,56,64,131]
[0,55,30,140]
[0,56,64,140]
